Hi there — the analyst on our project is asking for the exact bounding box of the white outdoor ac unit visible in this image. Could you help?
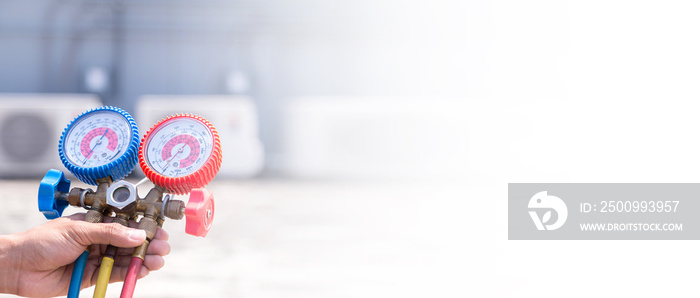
[0,94,101,178]
[136,95,264,178]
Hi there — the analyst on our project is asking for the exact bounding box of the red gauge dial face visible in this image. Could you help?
[161,134,200,169]
[144,117,214,177]
[63,111,132,167]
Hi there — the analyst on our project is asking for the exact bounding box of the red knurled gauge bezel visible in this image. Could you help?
[139,114,222,195]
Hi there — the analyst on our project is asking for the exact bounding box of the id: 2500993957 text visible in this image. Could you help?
[580,201,679,213]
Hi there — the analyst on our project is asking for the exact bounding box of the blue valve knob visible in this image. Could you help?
[38,169,71,219]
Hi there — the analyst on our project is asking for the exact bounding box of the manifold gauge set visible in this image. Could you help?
[37,106,222,298]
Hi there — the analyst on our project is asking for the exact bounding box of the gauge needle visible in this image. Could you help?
[83,129,109,165]
[162,144,186,171]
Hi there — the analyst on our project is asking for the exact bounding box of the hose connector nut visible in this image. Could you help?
[106,180,137,212]
[164,199,185,220]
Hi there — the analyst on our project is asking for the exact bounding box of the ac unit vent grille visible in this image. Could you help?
[0,113,52,162]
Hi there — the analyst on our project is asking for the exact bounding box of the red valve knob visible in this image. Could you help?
[185,188,215,237]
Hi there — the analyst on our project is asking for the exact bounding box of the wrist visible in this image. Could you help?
[0,235,19,295]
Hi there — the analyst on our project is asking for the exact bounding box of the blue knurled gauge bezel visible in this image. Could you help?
[58,106,140,185]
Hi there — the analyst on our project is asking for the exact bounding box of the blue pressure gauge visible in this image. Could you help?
[58,106,140,185]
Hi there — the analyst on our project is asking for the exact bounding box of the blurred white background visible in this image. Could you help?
[1,0,700,297]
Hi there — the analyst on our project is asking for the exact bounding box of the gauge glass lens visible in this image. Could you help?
[145,118,214,177]
[63,111,132,167]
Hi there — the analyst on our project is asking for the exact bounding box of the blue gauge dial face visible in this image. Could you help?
[63,111,133,167]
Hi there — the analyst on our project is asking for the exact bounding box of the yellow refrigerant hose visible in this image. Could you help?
[93,255,115,298]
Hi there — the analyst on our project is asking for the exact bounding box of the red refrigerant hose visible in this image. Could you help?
[120,257,143,298]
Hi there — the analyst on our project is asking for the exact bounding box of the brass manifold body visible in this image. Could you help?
[62,178,185,259]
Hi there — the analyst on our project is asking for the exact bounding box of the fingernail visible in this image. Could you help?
[128,229,146,241]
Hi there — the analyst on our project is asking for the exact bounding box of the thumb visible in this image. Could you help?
[69,222,147,248]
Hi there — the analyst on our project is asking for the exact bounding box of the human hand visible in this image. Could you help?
[0,213,171,297]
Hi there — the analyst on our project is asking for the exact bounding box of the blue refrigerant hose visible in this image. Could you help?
[68,249,90,298]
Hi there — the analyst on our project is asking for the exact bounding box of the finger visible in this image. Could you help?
[124,225,169,241]
[109,263,150,283]
[111,220,168,238]
[124,221,169,239]
[112,254,165,271]
[147,239,171,256]
[86,254,160,286]
[143,255,165,271]
[67,213,168,243]
[66,222,147,248]
[154,227,169,241]
[66,213,86,221]
[115,238,170,255]
[112,255,133,267]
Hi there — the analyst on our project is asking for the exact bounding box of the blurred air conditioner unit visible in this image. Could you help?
[0,94,101,178]
[136,95,264,178]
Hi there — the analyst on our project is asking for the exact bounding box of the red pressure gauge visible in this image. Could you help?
[139,114,222,194]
